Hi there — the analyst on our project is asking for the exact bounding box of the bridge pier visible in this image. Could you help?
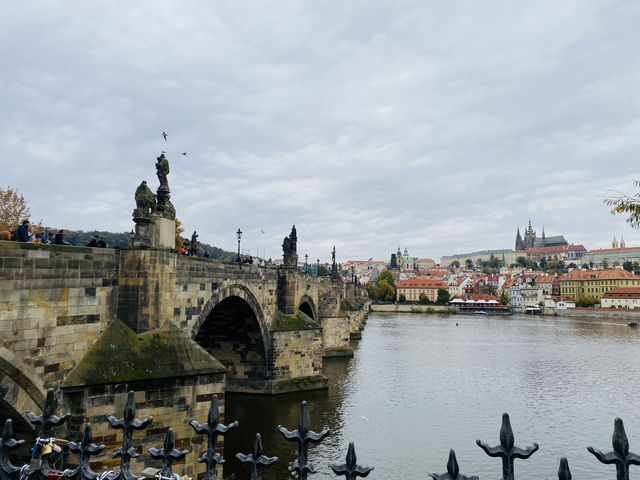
[60,319,227,478]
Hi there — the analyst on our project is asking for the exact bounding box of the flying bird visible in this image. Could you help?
[182,152,187,156]
[162,131,167,141]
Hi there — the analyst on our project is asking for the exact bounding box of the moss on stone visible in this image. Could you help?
[340,299,354,311]
[62,319,226,388]
[271,310,320,331]
[274,375,328,391]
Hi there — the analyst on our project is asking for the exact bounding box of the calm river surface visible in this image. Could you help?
[224,313,640,480]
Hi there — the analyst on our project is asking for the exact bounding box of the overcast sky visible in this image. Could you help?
[2,1,639,263]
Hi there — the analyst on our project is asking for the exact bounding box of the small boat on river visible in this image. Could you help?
[524,306,542,315]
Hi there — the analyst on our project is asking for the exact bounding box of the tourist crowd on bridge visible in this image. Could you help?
[0,219,107,247]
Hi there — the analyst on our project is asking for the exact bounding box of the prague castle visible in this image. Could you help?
[515,220,568,251]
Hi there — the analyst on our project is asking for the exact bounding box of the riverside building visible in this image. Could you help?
[559,269,640,302]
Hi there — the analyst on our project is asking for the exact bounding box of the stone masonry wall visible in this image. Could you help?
[317,280,340,318]
[62,373,226,479]
[117,248,176,332]
[0,241,118,391]
[174,257,280,334]
[270,329,323,380]
[319,317,352,356]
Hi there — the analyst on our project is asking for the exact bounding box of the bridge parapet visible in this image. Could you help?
[0,240,117,393]
[0,240,370,404]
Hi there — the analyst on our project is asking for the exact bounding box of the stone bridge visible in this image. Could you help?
[0,239,369,474]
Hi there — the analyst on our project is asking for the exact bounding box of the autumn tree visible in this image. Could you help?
[500,291,511,306]
[175,218,185,249]
[0,186,31,232]
[365,269,396,301]
[604,179,640,227]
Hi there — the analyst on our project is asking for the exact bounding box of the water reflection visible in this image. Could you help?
[225,313,640,480]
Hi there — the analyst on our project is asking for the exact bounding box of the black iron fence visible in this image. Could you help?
[1,388,638,480]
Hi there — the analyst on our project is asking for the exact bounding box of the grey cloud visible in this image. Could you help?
[1,0,638,262]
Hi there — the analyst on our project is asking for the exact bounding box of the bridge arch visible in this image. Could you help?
[298,294,317,321]
[192,284,270,384]
[0,348,46,460]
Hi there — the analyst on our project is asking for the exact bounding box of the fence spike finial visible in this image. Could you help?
[278,401,329,480]
[0,419,25,480]
[189,395,238,480]
[149,428,189,479]
[236,433,277,480]
[587,417,640,480]
[429,449,478,480]
[106,391,153,480]
[558,457,571,480]
[63,423,115,480]
[329,442,373,480]
[476,413,538,480]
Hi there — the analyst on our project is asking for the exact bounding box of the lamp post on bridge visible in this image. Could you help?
[317,258,320,276]
[236,228,242,263]
[305,254,308,273]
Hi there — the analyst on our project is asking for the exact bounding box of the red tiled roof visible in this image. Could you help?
[587,247,640,254]
[464,294,500,302]
[563,269,635,281]
[602,287,640,299]
[527,245,586,254]
[397,278,448,289]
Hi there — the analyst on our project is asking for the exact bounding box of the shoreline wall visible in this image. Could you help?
[555,307,640,321]
[370,304,453,313]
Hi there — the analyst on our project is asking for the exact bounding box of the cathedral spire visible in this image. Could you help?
[542,226,546,240]
[515,227,524,251]
[621,235,626,248]
[612,235,618,249]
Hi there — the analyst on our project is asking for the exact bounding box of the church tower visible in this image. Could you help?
[612,235,618,249]
[524,220,536,250]
[515,227,525,251]
[621,236,626,248]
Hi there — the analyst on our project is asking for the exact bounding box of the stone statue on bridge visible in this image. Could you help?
[155,153,175,220]
[282,225,298,268]
[331,246,341,282]
[156,153,170,189]
[191,231,198,254]
[133,181,156,218]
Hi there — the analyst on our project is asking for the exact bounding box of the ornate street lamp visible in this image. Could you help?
[317,259,320,276]
[305,254,308,273]
[236,228,242,263]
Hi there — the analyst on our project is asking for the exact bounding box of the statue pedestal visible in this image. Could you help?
[152,215,175,249]
[132,217,155,247]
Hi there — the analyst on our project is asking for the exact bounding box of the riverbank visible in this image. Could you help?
[370,304,456,314]
[554,307,640,321]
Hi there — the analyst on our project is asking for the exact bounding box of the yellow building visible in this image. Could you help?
[396,277,449,302]
[559,269,640,302]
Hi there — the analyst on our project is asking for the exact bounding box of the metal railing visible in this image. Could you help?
[1,388,638,480]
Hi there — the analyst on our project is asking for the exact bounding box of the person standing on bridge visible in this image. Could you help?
[54,229,71,246]
[17,220,30,242]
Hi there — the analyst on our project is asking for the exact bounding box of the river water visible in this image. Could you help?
[224,313,640,480]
